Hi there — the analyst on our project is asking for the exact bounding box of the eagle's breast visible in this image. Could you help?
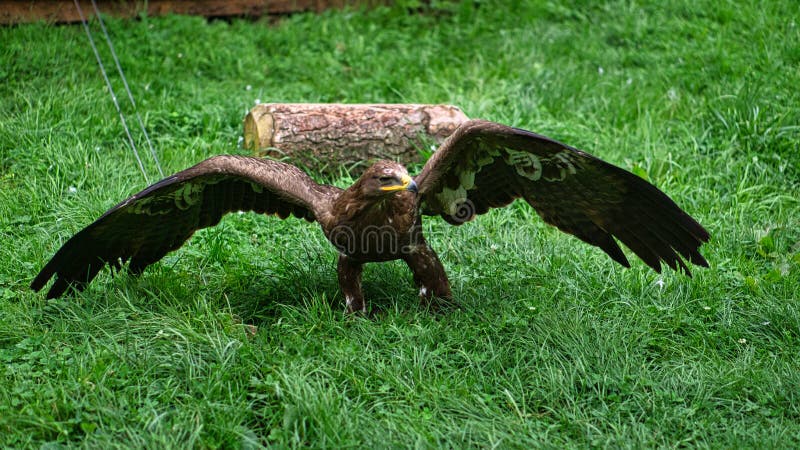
[326,191,420,261]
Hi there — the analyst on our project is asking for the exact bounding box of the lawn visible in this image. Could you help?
[1,0,799,447]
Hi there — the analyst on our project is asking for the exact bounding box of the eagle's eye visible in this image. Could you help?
[377,175,396,186]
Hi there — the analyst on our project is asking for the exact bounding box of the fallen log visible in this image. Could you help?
[243,103,469,172]
[0,0,376,24]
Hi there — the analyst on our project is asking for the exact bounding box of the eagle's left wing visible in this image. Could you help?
[414,120,709,274]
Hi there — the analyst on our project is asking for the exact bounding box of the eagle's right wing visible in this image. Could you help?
[31,155,340,298]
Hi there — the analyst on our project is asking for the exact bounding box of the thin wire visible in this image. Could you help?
[89,0,164,178]
[73,0,150,184]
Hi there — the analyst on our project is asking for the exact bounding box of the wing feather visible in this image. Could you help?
[414,120,709,274]
[31,155,340,298]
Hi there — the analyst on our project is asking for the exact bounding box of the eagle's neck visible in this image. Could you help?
[331,187,416,229]
[333,187,386,222]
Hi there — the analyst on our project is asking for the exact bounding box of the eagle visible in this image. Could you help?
[31,120,709,313]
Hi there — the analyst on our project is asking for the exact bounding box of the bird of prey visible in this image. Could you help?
[31,120,710,313]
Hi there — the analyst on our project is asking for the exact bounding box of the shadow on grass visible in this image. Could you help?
[25,252,444,334]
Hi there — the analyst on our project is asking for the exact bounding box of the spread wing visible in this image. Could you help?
[414,120,710,274]
[31,155,341,298]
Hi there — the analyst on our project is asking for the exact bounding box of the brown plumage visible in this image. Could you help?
[31,119,710,313]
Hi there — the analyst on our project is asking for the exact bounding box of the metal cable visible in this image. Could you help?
[73,0,151,183]
[89,0,164,178]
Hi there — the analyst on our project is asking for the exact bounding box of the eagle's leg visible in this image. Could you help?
[403,244,452,309]
[337,254,366,314]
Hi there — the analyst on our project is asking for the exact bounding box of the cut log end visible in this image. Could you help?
[243,106,275,151]
[243,103,469,172]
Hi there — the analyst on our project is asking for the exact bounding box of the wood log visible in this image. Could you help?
[0,0,379,24]
[243,103,470,172]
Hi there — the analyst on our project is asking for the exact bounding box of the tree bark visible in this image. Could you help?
[1,0,379,24]
[243,103,469,172]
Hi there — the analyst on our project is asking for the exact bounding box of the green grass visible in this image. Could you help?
[2,0,799,447]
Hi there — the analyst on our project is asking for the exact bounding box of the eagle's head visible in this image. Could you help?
[356,160,418,198]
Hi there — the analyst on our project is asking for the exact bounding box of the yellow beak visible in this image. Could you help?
[380,174,418,193]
